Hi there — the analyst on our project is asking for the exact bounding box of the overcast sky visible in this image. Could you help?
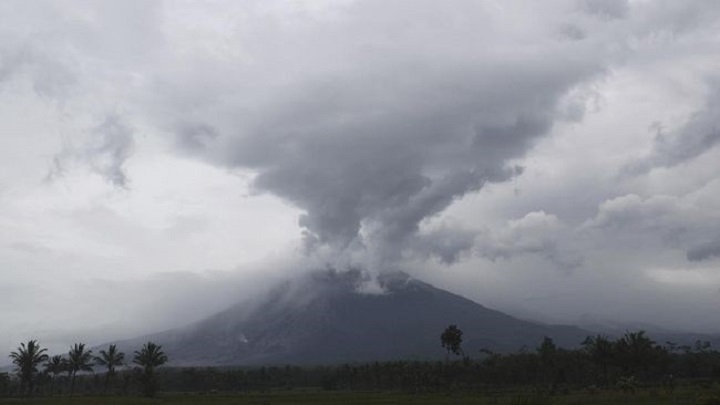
[2,0,720,354]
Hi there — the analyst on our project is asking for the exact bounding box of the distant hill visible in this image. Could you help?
[112,270,593,366]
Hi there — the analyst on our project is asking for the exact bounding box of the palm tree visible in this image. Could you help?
[133,341,168,397]
[9,340,48,398]
[67,343,94,397]
[616,330,655,377]
[582,334,614,385]
[94,344,124,393]
[43,355,66,396]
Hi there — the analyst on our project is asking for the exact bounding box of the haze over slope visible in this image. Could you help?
[114,271,590,366]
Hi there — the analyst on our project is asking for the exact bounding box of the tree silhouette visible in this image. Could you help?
[440,325,464,359]
[67,343,94,397]
[537,336,557,359]
[94,344,125,394]
[133,341,168,397]
[9,340,48,398]
[616,330,656,377]
[44,355,66,396]
[582,334,614,385]
[537,336,559,385]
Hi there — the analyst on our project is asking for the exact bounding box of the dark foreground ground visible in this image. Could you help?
[1,387,720,405]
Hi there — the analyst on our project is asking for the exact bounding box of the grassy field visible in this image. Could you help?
[1,388,719,405]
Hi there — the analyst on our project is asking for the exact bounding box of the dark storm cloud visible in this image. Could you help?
[166,1,610,266]
[232,77,587,263]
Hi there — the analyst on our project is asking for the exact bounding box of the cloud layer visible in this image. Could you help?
[1,0,720,352]
[156,0,614,266]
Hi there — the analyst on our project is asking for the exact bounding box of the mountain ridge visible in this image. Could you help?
[109,270,592,366]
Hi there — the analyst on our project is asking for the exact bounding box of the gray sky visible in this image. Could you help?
[2,0,720,354]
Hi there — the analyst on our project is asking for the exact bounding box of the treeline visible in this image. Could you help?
[150,331,720,394]
[3,330,720,398]
[1,340,167,399]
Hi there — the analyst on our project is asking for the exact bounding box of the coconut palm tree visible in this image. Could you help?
[9,340,48,398]
[43,355,66,396]
[67,343,94,397]
[582,334,614,385]
[133,341,167,397]
[616,330,655,377]
[94,344,124,393]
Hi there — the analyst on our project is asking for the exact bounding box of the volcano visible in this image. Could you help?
[113,270,591,366]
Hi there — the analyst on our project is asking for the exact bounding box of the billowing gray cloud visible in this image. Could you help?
[409,226,477,265]
[237,65,590,264]
[161,1,610,267]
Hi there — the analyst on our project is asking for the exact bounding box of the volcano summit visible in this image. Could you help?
[113,271,590,366]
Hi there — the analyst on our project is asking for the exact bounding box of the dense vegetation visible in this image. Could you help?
[3,329,720,403]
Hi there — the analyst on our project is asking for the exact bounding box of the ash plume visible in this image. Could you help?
[169,1,608,269]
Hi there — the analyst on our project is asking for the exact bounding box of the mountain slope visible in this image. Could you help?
[114,270,592,366]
